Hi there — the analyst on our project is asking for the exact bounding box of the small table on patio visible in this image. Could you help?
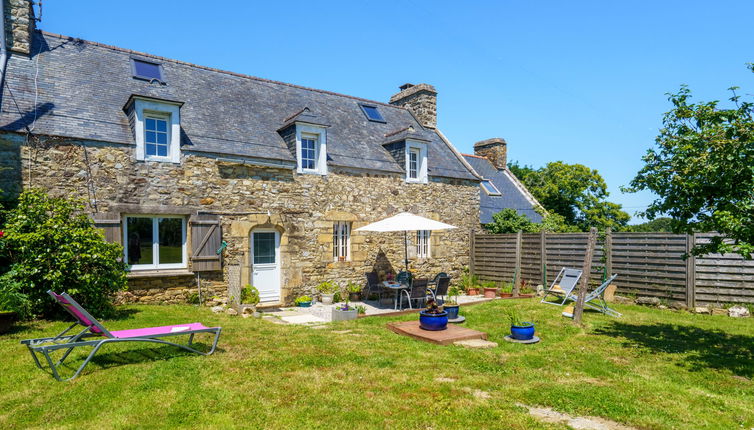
[383,281,409,310]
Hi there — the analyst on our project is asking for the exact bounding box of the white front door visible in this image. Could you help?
[251,230,280,303]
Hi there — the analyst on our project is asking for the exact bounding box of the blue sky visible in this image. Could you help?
[41,1,754,223]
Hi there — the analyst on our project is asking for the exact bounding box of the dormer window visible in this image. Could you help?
[295,124,327,175]
[124,96,182,163]
[405,140,428,183]
[360,104,386,123]
[131,58,164,82]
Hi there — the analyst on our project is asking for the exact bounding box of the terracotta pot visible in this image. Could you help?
[499,292,513,298]
[483,288,498,298]
[466,288,480,296]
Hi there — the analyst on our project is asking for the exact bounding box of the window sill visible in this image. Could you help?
[126,269,194,279]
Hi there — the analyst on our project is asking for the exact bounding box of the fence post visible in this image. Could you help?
[573,227,597,325]
[469,230,476,277]
[513,230,522,297]
[685,233,696,309]
[605,228,613,277]
[540,229,547,287]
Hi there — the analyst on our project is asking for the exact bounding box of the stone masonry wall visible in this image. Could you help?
[1,135,479,305]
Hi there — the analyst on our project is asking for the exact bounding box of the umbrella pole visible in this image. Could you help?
[404,230,409,271]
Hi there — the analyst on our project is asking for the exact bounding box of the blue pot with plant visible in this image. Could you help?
[444,285,461,319]
[505,307,535,340]
[295,295,312,307]
[419,298,448,331]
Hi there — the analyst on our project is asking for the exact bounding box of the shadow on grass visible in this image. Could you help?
[109,307,141,321]
[594,321,754,378]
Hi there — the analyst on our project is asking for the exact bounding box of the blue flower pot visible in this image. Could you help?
[419,310,448,331]
[297,301,312,308]
[510,322,535,340]
[445,305,460,320]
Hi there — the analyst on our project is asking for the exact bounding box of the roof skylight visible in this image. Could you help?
[481,180,501,196]
[360,104,385,123]
[131,58,164,82]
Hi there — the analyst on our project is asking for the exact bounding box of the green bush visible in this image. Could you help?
[240,284,260,305]
[0,269,32,318]
[1,189,127,318]
[316,280,339,294]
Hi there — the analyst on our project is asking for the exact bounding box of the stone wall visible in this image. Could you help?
[4,0,35,54]
[1,134,480,305]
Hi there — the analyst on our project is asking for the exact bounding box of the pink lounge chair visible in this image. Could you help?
[21,290,222,381]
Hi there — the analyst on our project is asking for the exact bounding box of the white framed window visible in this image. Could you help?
[481,180,502,196]
[131,97,182,163]
[295,123,327,175]
[405,140,428,183]
[333,221,351,261]
[123,215,187,270]
[417,230,431,259]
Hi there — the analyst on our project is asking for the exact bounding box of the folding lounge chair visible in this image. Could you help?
[541,268,583,306]
[566,274,622,317]
[21,290,222,381]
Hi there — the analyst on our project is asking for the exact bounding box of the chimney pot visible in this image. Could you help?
[474,138,508,170]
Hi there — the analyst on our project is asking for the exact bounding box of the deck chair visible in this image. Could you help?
[541,268,583,306]
[21,290,222,381]
[566,274,622,317]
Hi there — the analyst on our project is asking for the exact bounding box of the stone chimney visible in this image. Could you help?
[389,83,437,129]
[4,0,36,55]
[474,138,508,170]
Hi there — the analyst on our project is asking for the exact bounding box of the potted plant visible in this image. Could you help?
[505,307,535,340]
[444,285,461,320]
[332,300,358,321]
[238,284,260,314]
[518,280,535,298]
[295,295,313,307]
[460,268,479,296]
[317,280,339,305]
[346,281,362,301]
[419,298,448,331]
[499,282,514,298]
[482,281,498,298]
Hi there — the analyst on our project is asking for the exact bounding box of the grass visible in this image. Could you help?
[1,299,752,429]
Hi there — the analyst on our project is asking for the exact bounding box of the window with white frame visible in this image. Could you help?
[417,230,431,258]
[295,123,327,175]
[301,135,318,170]
[404,140,428,183]
[480,180,502,196]
[124,215,186,270]
[333,221,351,261]
[129,97,182,163]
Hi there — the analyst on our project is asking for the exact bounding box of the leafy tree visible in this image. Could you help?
[628,217,674,233]
[508,160,630,231]
[1,189,127,318]
[626,66,754,258]
[484,208,579,234]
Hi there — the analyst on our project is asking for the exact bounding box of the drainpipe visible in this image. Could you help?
[0,0,8,106]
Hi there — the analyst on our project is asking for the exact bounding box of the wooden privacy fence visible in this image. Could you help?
[470,231,754,306]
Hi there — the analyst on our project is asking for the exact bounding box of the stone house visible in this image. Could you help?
[463,138,543,225]
[0,1,483,305]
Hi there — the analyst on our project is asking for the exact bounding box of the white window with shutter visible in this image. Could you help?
[333,221,351,261]
[123,215,187,270]
[416,230,431,259]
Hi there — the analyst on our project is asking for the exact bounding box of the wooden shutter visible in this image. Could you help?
[93,212,122,245]
[190,214,222,271]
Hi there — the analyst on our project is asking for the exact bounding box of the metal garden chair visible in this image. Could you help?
[565,274,621,317]
[430,276,451,303]
[21,290,222,381]
[401,278,429,310]
[540,268,583,306]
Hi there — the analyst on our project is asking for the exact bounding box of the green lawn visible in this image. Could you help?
[1,299,752,429]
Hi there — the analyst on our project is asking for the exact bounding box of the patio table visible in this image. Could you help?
[383,281,409,310]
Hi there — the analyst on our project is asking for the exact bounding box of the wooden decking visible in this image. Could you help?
[387,320,488,345]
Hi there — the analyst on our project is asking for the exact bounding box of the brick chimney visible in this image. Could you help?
[389,83,437,129]
[4,0,36,54]
[474,138,508,170]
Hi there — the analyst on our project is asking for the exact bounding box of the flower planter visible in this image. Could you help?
[320,294,334,305]
[483,288,498,298]
[0,311,17,334]
[332,308,358,321]
[444,304,460,320]
[510,322,535,340]
[348,292,361,302]
[499,292,513,298]
[297,301,312,308]
[419,310,448,331]
[466,288,480,296]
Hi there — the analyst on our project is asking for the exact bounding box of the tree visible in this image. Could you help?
[508,160,630,231]
[484,208,579,234]
[1,189,128,317]
[626,66,754,258]
[628,217,674,233]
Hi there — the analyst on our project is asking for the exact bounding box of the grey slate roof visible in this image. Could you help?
[0,31,476,180]
[463,154,543,224]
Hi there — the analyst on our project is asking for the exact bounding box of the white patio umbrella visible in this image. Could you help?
[355,212,457,271]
